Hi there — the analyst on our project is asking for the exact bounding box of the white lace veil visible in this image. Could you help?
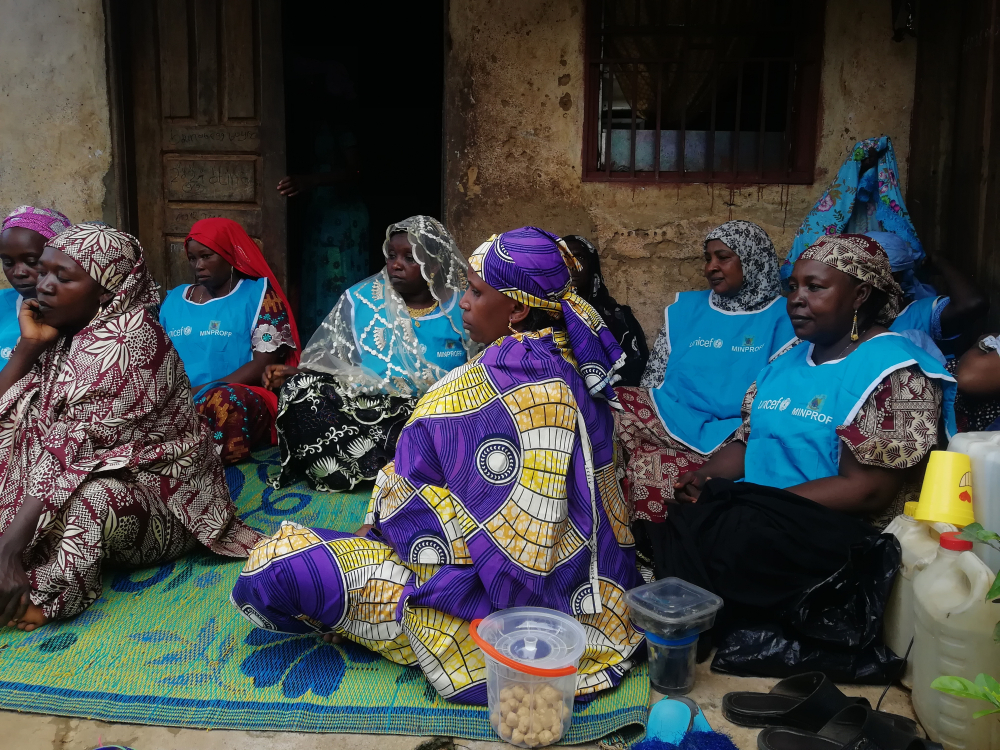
[298,215,477,397]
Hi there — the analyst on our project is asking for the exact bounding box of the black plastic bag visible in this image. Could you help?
[711,533,903,684]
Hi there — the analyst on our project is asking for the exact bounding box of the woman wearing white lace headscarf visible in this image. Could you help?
[263,216,476,491]
[615,220,796,522]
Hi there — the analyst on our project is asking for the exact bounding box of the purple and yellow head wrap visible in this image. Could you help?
[1,205,71,240]
[470,226,625,403]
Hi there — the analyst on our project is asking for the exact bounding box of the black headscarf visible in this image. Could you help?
[564,235,649,387]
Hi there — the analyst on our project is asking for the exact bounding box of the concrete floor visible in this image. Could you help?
[0,658,917,750]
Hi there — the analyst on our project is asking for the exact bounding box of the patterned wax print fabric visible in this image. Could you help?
[233,327,646,705]
[0,223,262,620]
[615,386,712,522]
[1,205,71,240]
[640,219,784,388]
[272,371,417,491]
[195,383,273,467]
[783,136,922,280]
[563,235,649,386]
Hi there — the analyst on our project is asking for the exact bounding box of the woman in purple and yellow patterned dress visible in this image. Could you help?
[231,226,645,705]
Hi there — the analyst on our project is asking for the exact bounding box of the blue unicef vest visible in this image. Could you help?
[745,333,957,489]
[159,277,267,387]
[889,296,944,337]
[0,288,21,369]
[650,291,796,454]
[347,275,467,389]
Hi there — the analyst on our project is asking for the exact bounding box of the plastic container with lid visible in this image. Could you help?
[470,607,586,748]
[882,501,957,688]
[949,432,1000,572]
[912,531,1000,749]
[624,578,723,695]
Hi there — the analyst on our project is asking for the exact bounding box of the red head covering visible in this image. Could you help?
[185,218,301,367]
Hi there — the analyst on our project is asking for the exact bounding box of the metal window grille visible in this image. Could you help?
[583,0,825,184]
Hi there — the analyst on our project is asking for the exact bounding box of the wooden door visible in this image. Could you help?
[125,0,286,292]
[908,0,1000,327]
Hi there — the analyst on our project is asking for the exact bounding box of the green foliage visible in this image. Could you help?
[931,675,1000,718]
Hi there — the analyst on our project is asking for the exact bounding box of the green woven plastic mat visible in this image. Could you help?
[0,449,648,743]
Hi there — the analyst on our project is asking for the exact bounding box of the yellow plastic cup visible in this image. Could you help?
[913,451,975,527]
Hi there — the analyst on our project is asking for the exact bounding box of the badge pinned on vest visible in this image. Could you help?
[807,394,827,412]
[209,320,221,331]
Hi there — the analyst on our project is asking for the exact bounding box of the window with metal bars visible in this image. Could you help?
[583,0,825,183]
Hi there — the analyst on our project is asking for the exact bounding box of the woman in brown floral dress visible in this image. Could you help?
[0,223,261,630]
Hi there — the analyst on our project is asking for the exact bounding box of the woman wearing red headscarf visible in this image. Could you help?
[159,218,301,465]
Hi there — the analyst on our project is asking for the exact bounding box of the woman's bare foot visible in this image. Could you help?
[9,602,47,631]
[322,632,344,644]
[355,524,372,537]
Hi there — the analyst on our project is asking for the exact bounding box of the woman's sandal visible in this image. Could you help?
[723,672,915,735]
[756,705,920,750]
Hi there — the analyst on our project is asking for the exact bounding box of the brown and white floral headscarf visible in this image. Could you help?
[46,222,160,324]
[797,233,905,325]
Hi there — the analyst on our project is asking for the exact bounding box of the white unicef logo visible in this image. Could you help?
[183,326,192,336]
[779,398,791,411]
[713,339,723,348]
[0,347,11,359]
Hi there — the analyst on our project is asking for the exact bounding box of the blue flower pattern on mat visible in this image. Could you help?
[130,618,235,687]
[239,629,378,699]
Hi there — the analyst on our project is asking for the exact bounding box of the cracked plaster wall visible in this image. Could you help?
[444,0,918,339]
[0,1,111,229]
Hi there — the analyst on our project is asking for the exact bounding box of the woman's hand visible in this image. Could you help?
[0,547,31,627]
[674,470,710,503]
[18,299,60,348]
[276,175,320,197]
[262,364,301,391]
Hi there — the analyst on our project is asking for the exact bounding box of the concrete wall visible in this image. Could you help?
[0,1,112,226]
[443,0,918,339]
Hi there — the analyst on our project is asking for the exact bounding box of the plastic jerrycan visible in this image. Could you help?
[912,532,1000,749]
[882,503,956,688]
[949,432,1000,572]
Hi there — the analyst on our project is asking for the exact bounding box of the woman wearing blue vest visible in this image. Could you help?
[616,220,796,522]
[640,235,955,624]
[870,231,988,356]
[0,207,71,369]
[262,216,475,491]
[159,218,301,466]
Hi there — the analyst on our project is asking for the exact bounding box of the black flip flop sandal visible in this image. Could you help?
[757,705,920,750]
[723,672,870,731]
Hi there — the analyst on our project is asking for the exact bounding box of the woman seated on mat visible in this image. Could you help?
[232,227,645,704]
[0,223,261,631]
[873,231,988,356]
[261,216,475,491]
[947,333,1000,431]
[159,217,301,466]
[0,206,72,368]
[638,234,955,625]
[616,220,796,522]
[563,234,649,386]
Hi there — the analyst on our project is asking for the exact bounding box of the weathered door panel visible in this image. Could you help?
[127,0,286,293]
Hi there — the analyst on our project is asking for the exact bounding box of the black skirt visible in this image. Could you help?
[273,372,417,491]
[635,479,876,628]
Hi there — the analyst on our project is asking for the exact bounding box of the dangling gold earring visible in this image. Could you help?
[508,319,518,335]
[850,311,859,342]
